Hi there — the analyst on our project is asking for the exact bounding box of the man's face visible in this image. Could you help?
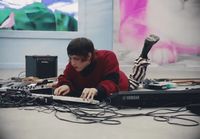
[69,53,92,72]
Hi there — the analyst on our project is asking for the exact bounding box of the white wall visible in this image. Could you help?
[0,0,199,78]
[0,0,113,69]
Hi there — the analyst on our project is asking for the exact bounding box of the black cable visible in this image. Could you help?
[146,107,199,127]
[51,102,123,125]
[153,114,199,126]
[168,114,199,126]
[53,103,98,124]
[1,91,199,126]
[20,105,55,114]
[17,71,25,79]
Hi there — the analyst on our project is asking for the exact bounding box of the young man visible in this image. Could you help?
[52,35,159,100]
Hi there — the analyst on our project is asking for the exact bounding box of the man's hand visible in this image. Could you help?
[47,81,58,88]
[54,85,70,96]
[80,88,98,100]
[22,76,42,84]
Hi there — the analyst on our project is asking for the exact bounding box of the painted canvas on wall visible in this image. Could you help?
[0,0,78,31]
[113,0,200,68]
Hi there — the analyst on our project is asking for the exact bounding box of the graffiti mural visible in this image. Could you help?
[114,0,200,67]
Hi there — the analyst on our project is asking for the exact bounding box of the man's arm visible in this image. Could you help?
[95,51,121,99]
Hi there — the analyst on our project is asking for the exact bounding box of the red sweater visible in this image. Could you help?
[57,50,129,100]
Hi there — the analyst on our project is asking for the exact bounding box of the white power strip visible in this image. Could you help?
[31,93,100,105]
[53,95,100,105]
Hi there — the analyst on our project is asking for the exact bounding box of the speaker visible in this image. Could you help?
[26,55,57,79]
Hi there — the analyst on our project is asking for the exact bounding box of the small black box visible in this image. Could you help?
[26,55,57,78]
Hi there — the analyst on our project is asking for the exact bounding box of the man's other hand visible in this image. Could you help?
[54,85,70,96]
[80,88,98,100]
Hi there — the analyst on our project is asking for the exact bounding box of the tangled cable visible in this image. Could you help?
[1,91,199,126]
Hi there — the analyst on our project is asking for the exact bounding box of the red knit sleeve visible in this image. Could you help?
[56,64,75,92]
[97,51,120,96]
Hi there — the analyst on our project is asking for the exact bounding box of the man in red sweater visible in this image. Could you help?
[52,35,159,100]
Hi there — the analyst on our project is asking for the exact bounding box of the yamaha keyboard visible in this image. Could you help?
[108,88,200,108]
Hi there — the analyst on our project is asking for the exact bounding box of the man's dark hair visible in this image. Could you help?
[67,37,95,58]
